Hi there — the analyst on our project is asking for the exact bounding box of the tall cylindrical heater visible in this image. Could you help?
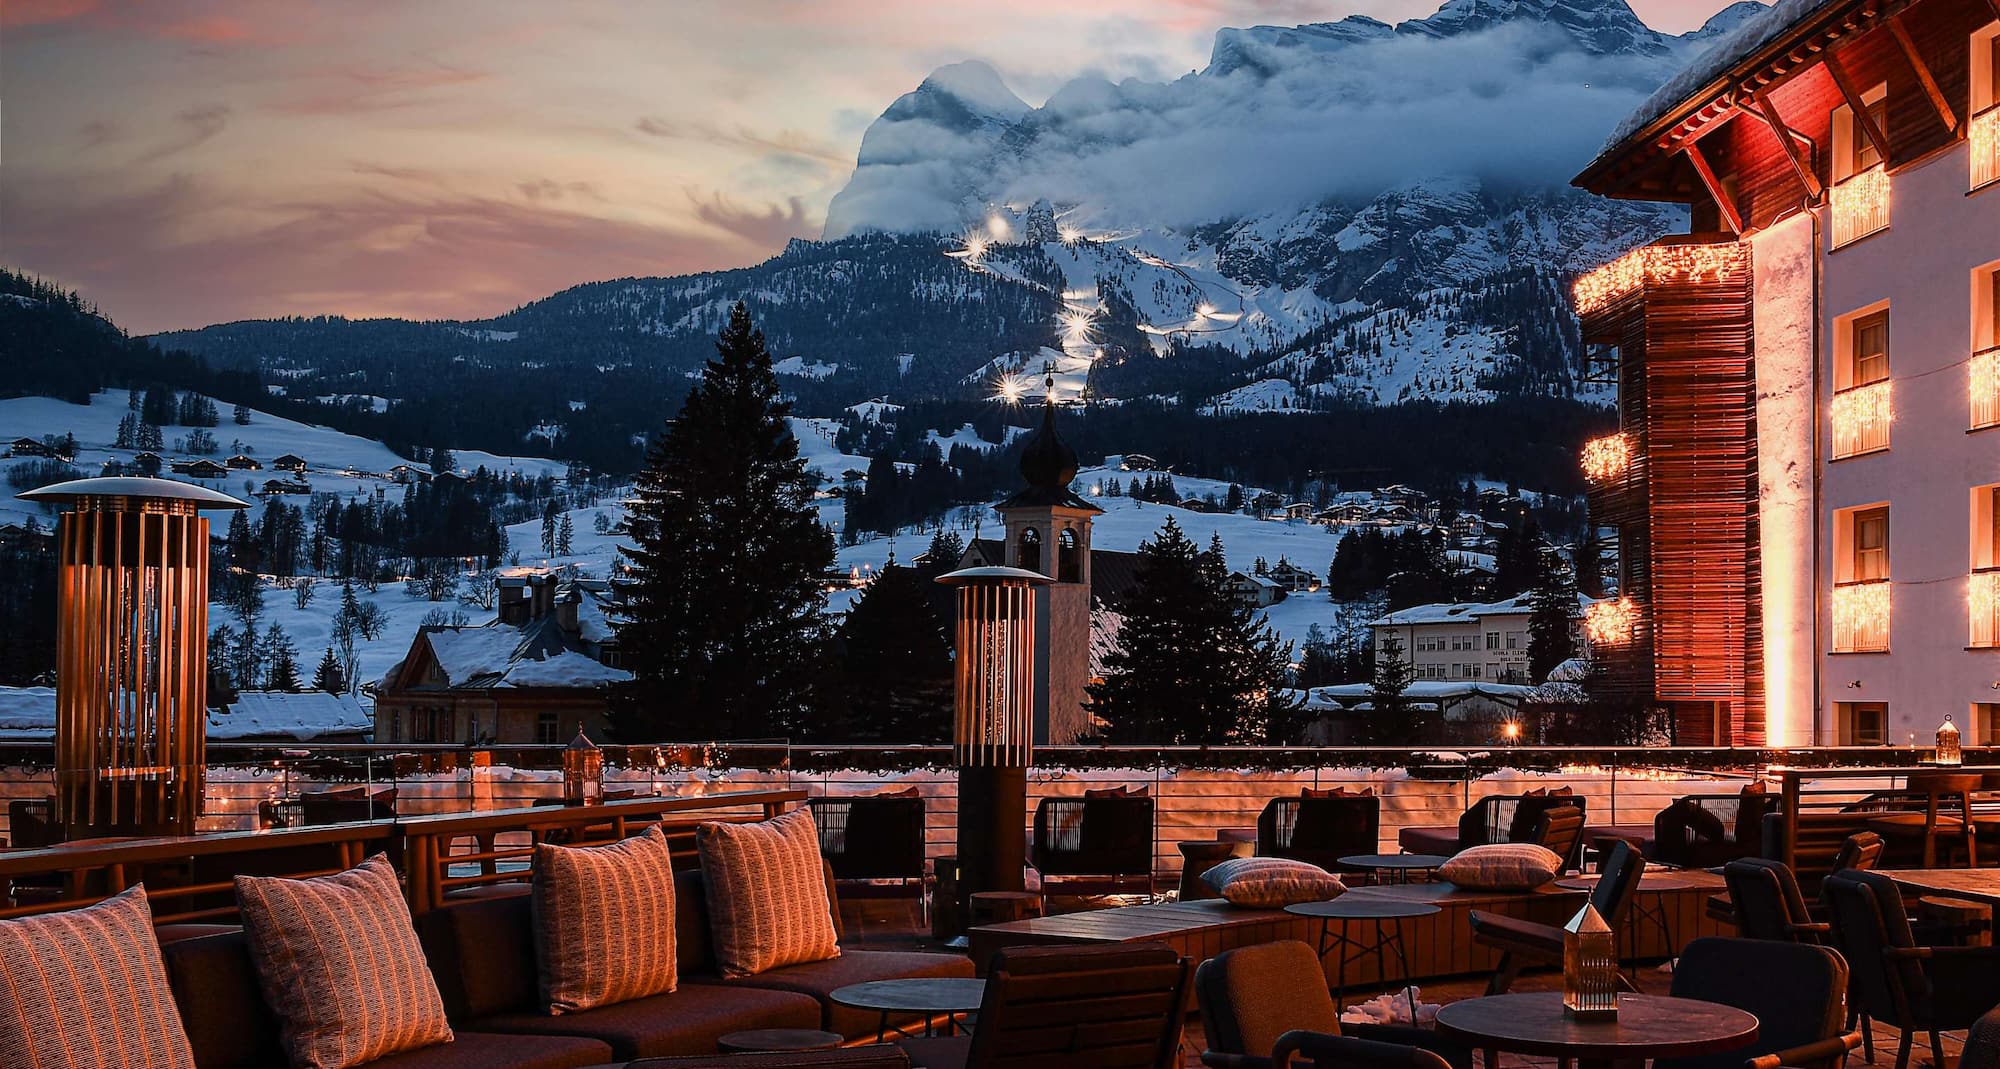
[937,566,1049,902]
[18,477,248,838]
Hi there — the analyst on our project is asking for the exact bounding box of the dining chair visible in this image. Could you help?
[1822,869,2000,1069]
[1469,838,1644,997]
[1268,1031,1453,1069]
[897,942,1190,1069]
[1864,773,1981,868]
[1655,937,1858,1069]
[1722,858,1826,943]
[1193,940,1470,1069]
[1530,804,1587,872]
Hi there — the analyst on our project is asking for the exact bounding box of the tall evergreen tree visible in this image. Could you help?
[312,647,347,695]
[831,565,952,742]
[1527,549,1580,683]
[612,302,835,741]
[1366,631,1419,744]
[265,624,301,691]
[1088,518,1299,745]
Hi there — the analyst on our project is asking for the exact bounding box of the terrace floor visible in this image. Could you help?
[838,897,1972,1069]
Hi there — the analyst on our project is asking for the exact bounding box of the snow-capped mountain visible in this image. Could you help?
[156,0,1765,450]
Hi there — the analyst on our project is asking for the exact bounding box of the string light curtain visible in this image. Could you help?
[19,477,248,836]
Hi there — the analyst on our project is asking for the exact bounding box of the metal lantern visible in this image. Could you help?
[1937,714,1962,767]
[936,566,1050,902]
[19,477,247,838]
[1562,903,1619,1021]
[563,729,604,805]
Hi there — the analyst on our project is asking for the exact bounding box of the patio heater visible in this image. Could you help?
[937,566,1050,900]
[18,477,248,838]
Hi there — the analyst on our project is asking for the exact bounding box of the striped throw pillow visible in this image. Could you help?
[236,854,454,1069]
[696,807,841,978]
[1439,843,1563,891]
[533,825,679,1014]
[0,885,196,1069]
[1201,856,1346,908]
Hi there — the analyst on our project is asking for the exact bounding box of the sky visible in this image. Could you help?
[2,0,1741,335]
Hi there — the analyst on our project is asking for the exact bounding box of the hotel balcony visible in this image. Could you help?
[1973,102,2000,192]
[1831,578,1891,652]
[1975,345,2000,431]
[1831,379,1891,458]
[1974,568,2000,648]
[1830,163,1890,247]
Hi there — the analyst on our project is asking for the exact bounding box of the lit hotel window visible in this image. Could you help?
[1976,267,2000,430]
[1837,701,1888,745]
[1834,308,1891,457]
[1973,703,2000,747]
[1832,88,1890,245]
[1833,504,1890,652]
[1975,484,2000,648]
[1974,28,2000,189]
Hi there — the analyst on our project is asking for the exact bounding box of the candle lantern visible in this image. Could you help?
[19,477,247,838]
[936,566,1050,906]
[563,729,604,805]
[1562,903,1619,1021]
[1937,714,1962,767]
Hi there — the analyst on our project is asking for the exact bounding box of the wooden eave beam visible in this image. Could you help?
[1986,0,2000,27]
[1887,14,1958,134]
[1823,52,1891,163]
[1684,143,1746,234]
[1751,90,1825,202]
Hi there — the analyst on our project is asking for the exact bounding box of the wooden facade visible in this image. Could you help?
[1582,242,1761,744]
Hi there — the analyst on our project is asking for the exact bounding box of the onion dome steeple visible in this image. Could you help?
[999,368,1100,513]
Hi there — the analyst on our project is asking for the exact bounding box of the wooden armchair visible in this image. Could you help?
[1469,838,1644,996]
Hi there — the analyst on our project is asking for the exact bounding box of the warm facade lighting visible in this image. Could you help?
[1832,380,1892,457]
[1973,569,2000,648]
[1580,432,1632,482]
[1832,580,1891,652]
[1583,597,1638,646]
[1972,346,2000,430]
[1972,104,2000,190]
[1831,164,1890,247]
[1571,243,1746,316]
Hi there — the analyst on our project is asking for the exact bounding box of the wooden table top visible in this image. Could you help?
[1435,992,1757,1060]
[972,898,1287,941]
[1555,868,1727,893]
[830,978,986,1014]
[1286,897,1442,921]
[1878,868,2000,906]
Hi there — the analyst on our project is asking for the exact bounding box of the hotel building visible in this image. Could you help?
[1573,0,2000,746]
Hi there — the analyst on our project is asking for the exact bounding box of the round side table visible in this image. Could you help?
[1435,991,1757,1069]
[1339,853,1449,885]
[1284,896,1440,1018]
[718,1028,844,1053]
[831,977,987,1042]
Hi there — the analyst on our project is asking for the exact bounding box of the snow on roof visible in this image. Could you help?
[1307,681,1540,701]
[1371,592,1595,627]
[502,650,630,687]
[1547,656,1592,682]
[1594,0,1834,164]
[421,619,630,690]
[574,591,615,645]
[428,625,523,685]
[213,691,372,741]
[0,686,55,740]
[1230,572,1282,588]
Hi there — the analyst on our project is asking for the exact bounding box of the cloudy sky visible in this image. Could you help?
[3,0,1739,334]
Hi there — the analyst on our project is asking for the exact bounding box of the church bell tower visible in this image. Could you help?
[996,379,1099,744]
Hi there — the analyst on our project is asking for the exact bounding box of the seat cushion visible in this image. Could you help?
[470,981,821,1060]
[696,807,842,978]
[236,854,455,1069]
[161,928,289,1069]
[1398,826,1458,855]
[0,885,196,1069]
[364,1032,612,1069]
[1202,856,1345,908]
[725,949,977,1039]
[534,824,679,1013]
[1467,910,1562,957]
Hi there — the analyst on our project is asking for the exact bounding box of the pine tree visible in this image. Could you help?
[556,513,574,556]
[1574,525,1606,597]
[612,302,836,741]
[1367,632,1419,744]
[233,403,252,425]
[540,501,558,556]
[312,647,347,695]
[831,565,952,742]
[922,528,964,575]
[1087,518,1299,745]
[1527,549,1580,683]
[264,623,301,691]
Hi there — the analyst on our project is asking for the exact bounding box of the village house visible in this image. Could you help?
[224,454,262,471]
[6,437,52,458]
[1117,453,1159,472]
[170,459,230,480]
[271,453,308,474]
[1264,557,1320,593]
[387,463,431,484]
[1371,593,1594,686]
[1226,570,1284,607]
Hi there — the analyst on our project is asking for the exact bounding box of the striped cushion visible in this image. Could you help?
[695,807,841,978]
[236,854,454,1069]
[1439,843,1563,890]
[0,885,196,1069]
[533,824,679,1014]
[1202,857,1345,908]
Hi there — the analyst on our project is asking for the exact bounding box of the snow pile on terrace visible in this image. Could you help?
[0,686,55,740]
[212,691,372,741]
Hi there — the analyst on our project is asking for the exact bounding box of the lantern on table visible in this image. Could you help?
[1562,903,1618,1021]
[563,729,604,805]
[1936,715,1962,767]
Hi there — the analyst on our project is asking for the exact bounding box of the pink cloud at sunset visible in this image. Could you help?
[2,0,1748,333]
